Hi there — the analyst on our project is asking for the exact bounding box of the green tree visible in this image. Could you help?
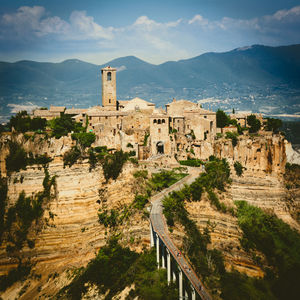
[71,132,96,148]
[247,114,261,133]
[63,146,81,167]
[102,150,128,182]
[234,161,243,176]
[216,109,230,128]
[265,118,282,133]
[5,142,28,173]
[49,114,84,139]
[9,111,46,132]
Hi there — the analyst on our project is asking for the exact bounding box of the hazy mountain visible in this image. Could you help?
[0,44,300,121]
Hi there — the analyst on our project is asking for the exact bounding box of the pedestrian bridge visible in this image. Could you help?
[149,168,211,300]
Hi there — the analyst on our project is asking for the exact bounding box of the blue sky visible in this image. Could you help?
[0,0,299,64]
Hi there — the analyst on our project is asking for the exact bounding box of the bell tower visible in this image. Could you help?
[101,66,117,108]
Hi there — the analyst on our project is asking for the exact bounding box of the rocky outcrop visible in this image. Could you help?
[0,159,149,299]
[214,134,286,177]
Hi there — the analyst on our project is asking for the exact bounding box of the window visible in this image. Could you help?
[162,119,165,123]
[158,128,161,133]
[204,115,207,118]
[158,119,161,124]
[107,72,111,81]
[153,119,157,123]
[109,99,111,103]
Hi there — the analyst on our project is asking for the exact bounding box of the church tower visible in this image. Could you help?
[101,66,117,109]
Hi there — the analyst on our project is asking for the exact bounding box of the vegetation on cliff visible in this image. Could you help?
[59,237,177,300]
[8,111,46,133]
[5,141,53,174]
[48,114,84,139]
[236,201,300,300]
[0,167,56,292]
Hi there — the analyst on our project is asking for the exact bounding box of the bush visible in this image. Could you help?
[49,114,84,139]
[134,194,149,209]
[102,150,128,182]
[63,146,81,167]
[88,149,97,171]
[265,118,282,133]
[5,141,28,173]
[247,115,261,133]
[216,109,230,128]
[234,161,243,176]
[235,201,300,300]
[71,132,96,148]
[179,158,203,167]
[0,262,31,292]
[8,111,46,132]
[225,131,239,147]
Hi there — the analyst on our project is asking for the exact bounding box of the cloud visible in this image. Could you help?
[0,6,113,41]
[133,15,181,31]
[69,11,113,40]
[7,102,38,113]
[116,65,127,72]
[188,14,209,26]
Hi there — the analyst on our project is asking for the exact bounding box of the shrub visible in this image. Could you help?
[234,161,243,176]
[133,194,149,209]
[265,118,282,133]
[5,141,28,173]
[247,115,261,133]
[88,149,97,171]
[179,158,203,167]
[48,114,84,139]
[98,209,119,228]
[63,146,81,167]
[102,150,128,182]
[8,111,46,132]
[225,131,238,147]
[133,170,148,179]
[216,109,230,128]
[235,201,300,300]
[71,132,96,148]
[128,150,136,157]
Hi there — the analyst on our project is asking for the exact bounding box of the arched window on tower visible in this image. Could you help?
[107,72,111,81]
[158,119,161,124]
[162,119,165,123]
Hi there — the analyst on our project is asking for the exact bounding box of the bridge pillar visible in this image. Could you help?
[156,233,160,269]
[191,287,196,300]
[179,268,183,300]
[166,249,171,284]
[150,223,154,247]
[184,289,189,299]
[162,245,166,269]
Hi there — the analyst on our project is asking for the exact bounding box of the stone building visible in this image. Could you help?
[33,66,217,160]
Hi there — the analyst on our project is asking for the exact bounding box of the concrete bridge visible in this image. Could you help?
[149,168,211,300]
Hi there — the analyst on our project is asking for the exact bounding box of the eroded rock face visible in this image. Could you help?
[0,160,150,299]
[214,134,286,177]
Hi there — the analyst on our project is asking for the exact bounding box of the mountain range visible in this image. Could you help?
[0,44,300,121]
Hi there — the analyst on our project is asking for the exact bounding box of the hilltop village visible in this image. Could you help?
[32,66,261,161]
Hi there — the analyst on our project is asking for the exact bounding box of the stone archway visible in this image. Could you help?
[156,141,164,154]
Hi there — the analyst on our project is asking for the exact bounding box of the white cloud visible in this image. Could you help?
[69,11,113,40]
[133,15,181,31]
[7,102,38,113]
[0,6,113,41]
[188,14,209,26]
[117,65,127,72]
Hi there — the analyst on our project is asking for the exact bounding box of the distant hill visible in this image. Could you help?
[0,44,300,121]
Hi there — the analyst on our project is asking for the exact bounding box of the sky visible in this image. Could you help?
[0,0,299,64]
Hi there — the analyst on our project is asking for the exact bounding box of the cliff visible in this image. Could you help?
[0,158,149,299]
